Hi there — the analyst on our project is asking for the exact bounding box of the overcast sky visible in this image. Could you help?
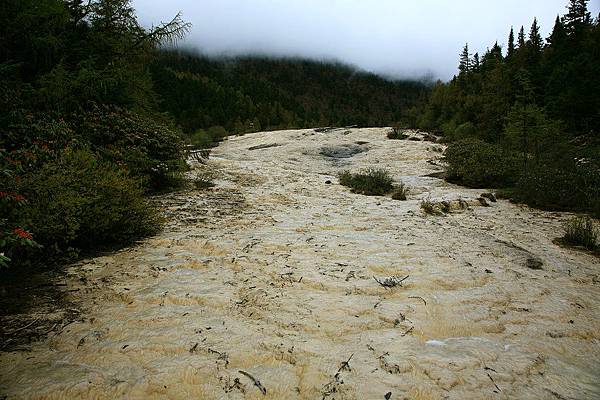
[132,0,599,81]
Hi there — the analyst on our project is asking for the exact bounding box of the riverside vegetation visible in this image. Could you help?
[0,0,427,270]
[411,0,600,217]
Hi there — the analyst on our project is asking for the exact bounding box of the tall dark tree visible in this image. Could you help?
[507,27,516,57]
[472,52,480,72]
[518,26,526,49]
[564,0,592,33]
[528,18,543,54]
[458,43,471,75]
[547,16,567,46]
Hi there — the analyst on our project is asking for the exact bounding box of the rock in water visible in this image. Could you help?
[526,257,543,270]
[481,192,497,202]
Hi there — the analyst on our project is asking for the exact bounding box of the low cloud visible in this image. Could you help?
[133,0,599,80]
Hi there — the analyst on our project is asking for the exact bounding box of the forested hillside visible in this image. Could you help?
[414,0,600,215]
[0,0,429,269]
[0,0,191,268]
[150,51,429,145]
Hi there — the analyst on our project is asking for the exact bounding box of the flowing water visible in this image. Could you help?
[1,128,599,399]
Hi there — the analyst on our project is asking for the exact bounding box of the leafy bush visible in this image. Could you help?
[387,128,408,140]
[391,183,408,200]
[0,148,43,268]
[445,139,521,188]
[75,105,187,191]
[22,149,161,262]
[514,157,600,215]
[338,169,394,196]
[563,217,599,251]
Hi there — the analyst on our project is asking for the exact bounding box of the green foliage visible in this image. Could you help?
[514,157,600,214]
[338,169,394,196]
[0,0,190,268]
[444,139,521,187]
[414,1,600,215]
[453,122,476,139]
[22,149,161,262]
[151,51,430,133]
[563,216,599,251]
[75,106,187,191]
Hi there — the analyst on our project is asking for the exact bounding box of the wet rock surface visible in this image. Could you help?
[1,128,599,399]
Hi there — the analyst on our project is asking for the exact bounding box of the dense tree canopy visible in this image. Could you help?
[150,50,430,137]
[414,0,600,215]
[0,0,190,267]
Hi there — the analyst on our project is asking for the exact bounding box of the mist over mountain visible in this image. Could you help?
[133,0,599,80]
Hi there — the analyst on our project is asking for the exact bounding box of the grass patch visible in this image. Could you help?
[338,168,394,196]
[387,128,408,140]
[563,216,599,251]
[391,182,408,200]
[420,197,443,215]
[193,171,215,190]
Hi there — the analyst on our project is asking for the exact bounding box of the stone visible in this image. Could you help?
[526,257,543,270]
[481,192,497,202]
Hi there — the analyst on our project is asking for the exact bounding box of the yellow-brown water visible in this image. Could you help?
[1,128,599,399]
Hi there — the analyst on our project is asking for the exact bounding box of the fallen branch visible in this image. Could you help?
[408,296,427,305]
[373,275,409,289]
[487,373,501,392]
[401,326,414,337]
[239,370,267,395]
[5,318,41,335]
[337,353,354,374]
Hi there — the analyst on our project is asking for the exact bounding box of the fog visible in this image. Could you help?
[132,0,599,80]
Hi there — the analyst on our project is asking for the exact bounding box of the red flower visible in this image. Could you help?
[13,227,33,240]
[0,192,6,198]
[14,194,26,202]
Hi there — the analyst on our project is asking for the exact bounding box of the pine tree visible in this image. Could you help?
[547,16,567,47]
[528,18,543,54]
[507,27,515,57]
[458,43,471,75]
[517,26,526,49]
[564,0,592,33]
[472,52,480,72]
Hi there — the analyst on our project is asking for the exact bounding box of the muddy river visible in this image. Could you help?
[1,128,599,399]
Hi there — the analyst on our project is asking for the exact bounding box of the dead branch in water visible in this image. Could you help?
[408,296,427,305]
[373,275,409,289]
[337,353,354,375]
[239,370,267,395]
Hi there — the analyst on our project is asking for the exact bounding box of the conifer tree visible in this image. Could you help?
[472,53,480,72]
[547,16,567,46]
[564,0,592,33]
[517,26,526,49]
[507,27,515,57]
[458,43,471,75]
[528,18,543,54]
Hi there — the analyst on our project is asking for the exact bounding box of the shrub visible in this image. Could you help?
[515,157,600,215]
[453,122,476,139]
[391,183,408,200]
[563,217,599,251]
[75,105,188,191]
[420,197,444,216]
[22,149,161,263]
[338,169,394,196]
[387,128,408,140]
[0,148,43,268]
[445,139,521,188]
[188,129,215,148]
